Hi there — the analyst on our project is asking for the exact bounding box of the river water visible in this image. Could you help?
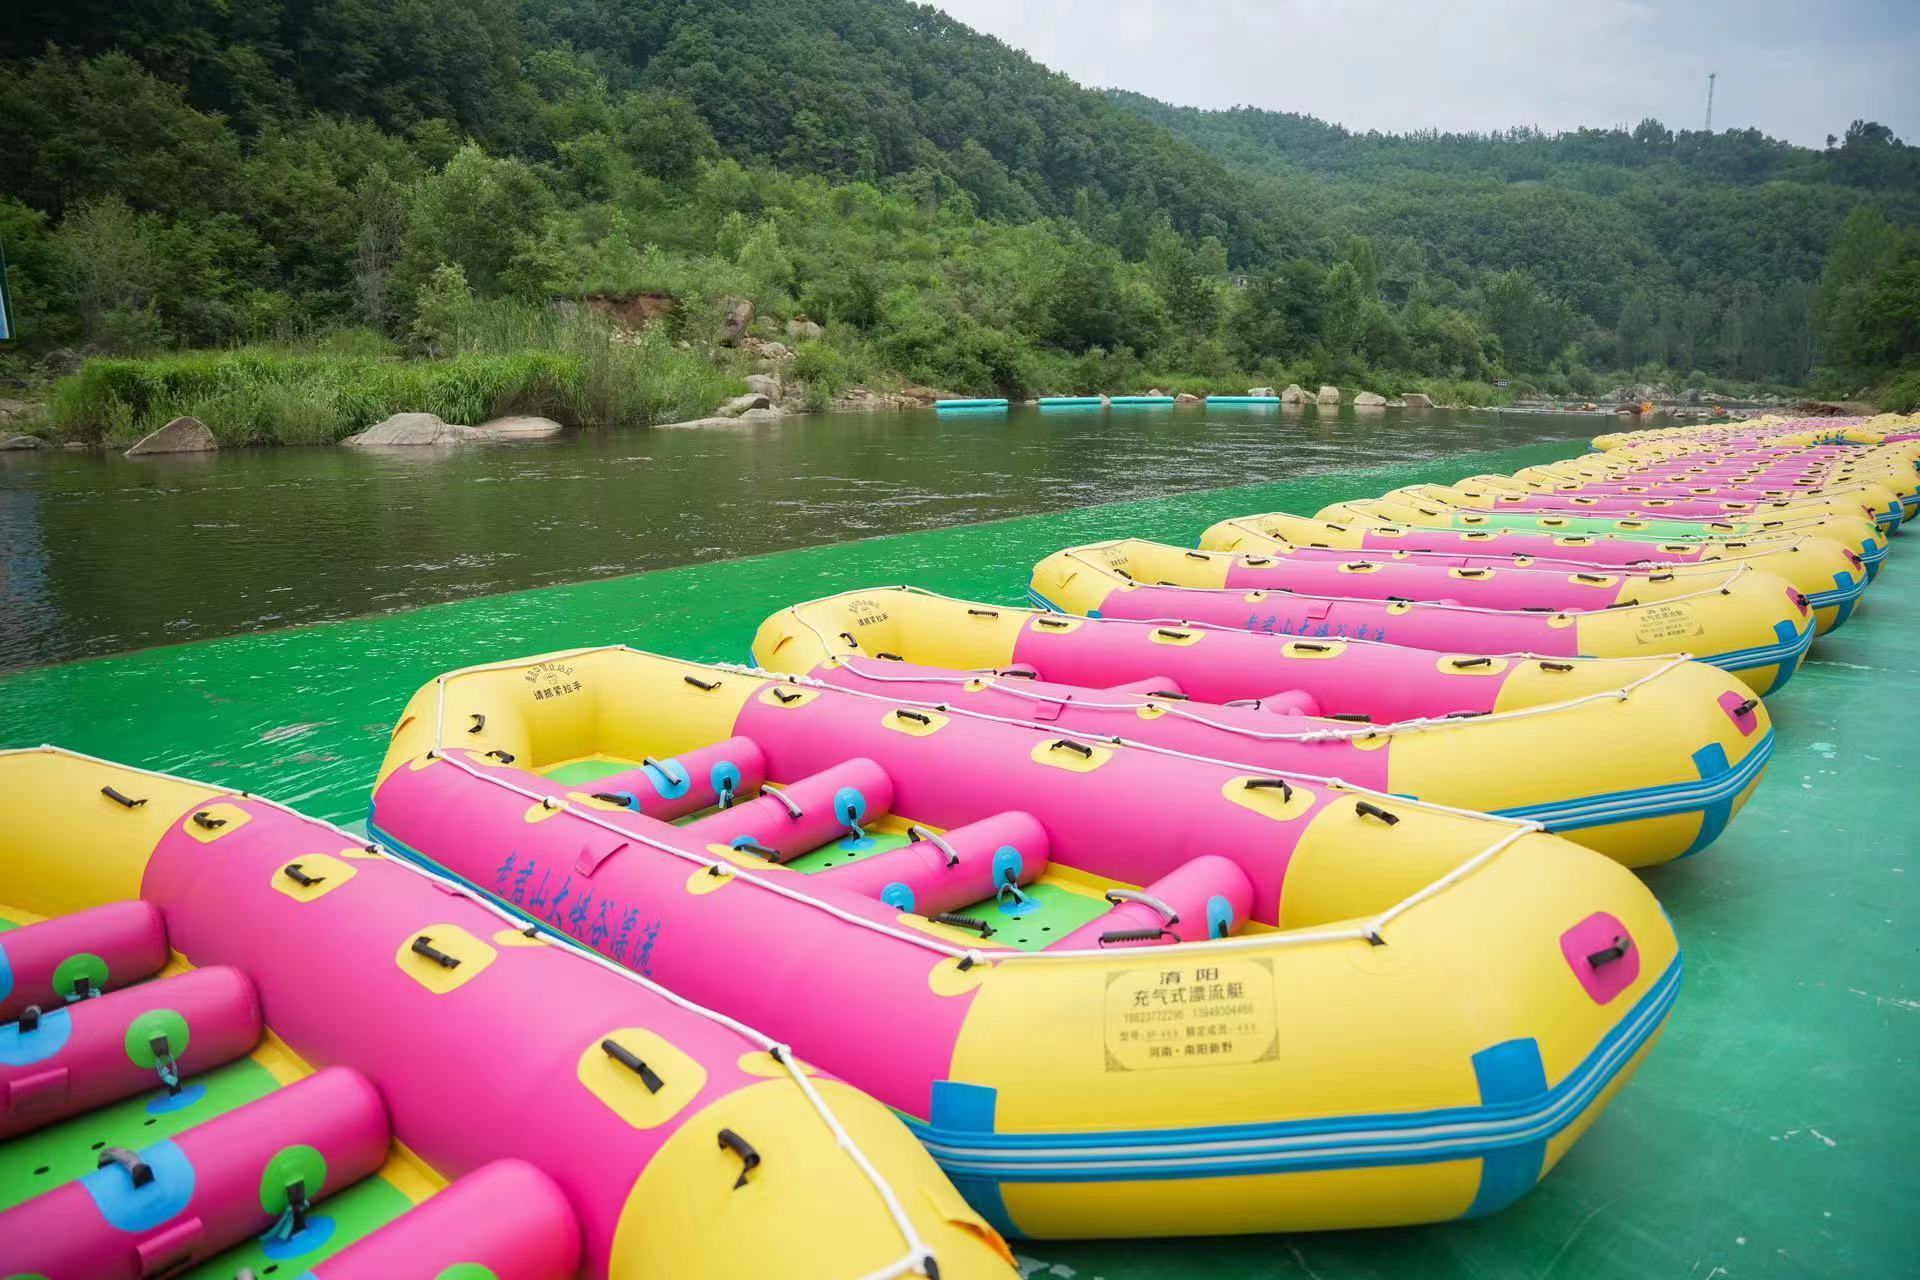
[0,403,1583,670]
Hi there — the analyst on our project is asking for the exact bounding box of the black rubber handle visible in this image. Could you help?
[100,785,147,809]
[932,913,994,937]
[1050,738,1094,758]
[191,810,228,830]
[1355,800,1401,826]
[717,1128,761,1189]
[1245,778,1294,802]
[98,1148,154,1187]
[282,863,325,888]
[1586,936,1632,969]
[601,1038,666,1093]
[410,936,461,969]
[467,713,485,734]
[1099,928,1173,945]
[683,675,721,691]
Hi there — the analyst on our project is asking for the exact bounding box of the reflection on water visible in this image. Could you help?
[0,404,1581,669]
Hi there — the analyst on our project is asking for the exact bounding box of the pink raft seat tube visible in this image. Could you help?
[0,965,261,1140]
[304,1159,580,1280]
[585,735,767,820]
[813,811,1051,915]
[1055,854,1256,951]
[0,900,169,1022]
[0,1065,391,1280]
[679,757,895,862]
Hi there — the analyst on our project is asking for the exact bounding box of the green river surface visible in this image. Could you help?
[1,403,1914,1278]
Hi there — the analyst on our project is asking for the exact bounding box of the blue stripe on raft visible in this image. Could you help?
[930,1082,1023,1238]
[905,955,1681,1184]
[1464,1039,1550,1216]
[1491,730,1772,838]
[1696,618,1814,690]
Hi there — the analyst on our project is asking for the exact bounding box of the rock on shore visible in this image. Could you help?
[342,412,486,447]
[1352,391,1387,407]
[126,416,218,456]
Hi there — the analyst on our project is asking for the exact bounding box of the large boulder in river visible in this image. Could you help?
[342,412,484,447]
[2,432,46,450]
[719,297,754,346]
[1316,385,1342,405]
[1353,391,1388,408]
[1280,384,1309,404]
[1175,392,1201,403]
[474,415,563,439]
[718,393,772,417]
[126,416,217,456]
[1400,392,1436,408]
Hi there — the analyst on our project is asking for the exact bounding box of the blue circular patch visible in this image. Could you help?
[880,882,916,911]
[1206,894,1236,939]
[710,760,742,803]
[146,1082,208,1115]
[833,786,868,827]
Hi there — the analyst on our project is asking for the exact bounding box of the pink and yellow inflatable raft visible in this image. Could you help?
[368,646,1684,1239]
[0,747,1018,1280]
[1197,514,1867,634]
[753,587,1772,867]
[1029,540,1815,695]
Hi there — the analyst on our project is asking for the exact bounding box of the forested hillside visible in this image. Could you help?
[2,0,1917,438]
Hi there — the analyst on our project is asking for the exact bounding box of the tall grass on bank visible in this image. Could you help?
[47,309,742,446]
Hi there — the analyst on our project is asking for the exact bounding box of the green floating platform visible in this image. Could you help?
[934,398,1008,411]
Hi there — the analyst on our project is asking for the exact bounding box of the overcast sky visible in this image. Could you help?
[930,0,1920,147]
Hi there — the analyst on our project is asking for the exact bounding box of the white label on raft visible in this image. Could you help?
[1631,602,1707,644]
[1102,958,1279,1072]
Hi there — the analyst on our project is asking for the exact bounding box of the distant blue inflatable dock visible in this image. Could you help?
[1107,395,1175,406]
[934,398,1009,411]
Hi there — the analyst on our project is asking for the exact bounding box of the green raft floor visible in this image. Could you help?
[3,438,1916,1278]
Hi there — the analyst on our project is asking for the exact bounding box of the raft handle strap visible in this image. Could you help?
[1732,698,1760,717]
[590,792,635,808]
[150,1033,182,1096]
[893,709,933,725]
[100,785,147,809]
[931,913,994,937]
[98,1148,154,1188]
[1146,689,1189,700]
[17,1004,40,1033]
[1244,777,1294,802]
[966,607,999,617]
[993,667,1037,679]
[876,651,905,661]
[1099,927,1175,946]
[683,675,722,692]
[732,838,782,862]
[1154,628,1192,640]
[467,713,485,734]
[1049,738,1094,758]
[1293,642,1331,652]
[1586,936,1632,969]
[1326,713,1372,723]
[840,631,860,647]
[1355,800,1401,826]
[600,1038,666,1093]
[191,810,228,830]
[485,749,516,764]
[1035,617,1072,629]
[410,936,461,969]
[1185,550,1211,560]
[282,862,325,888]
[1449,657,1493,669]
[1105,888,1180,926]
[908,825,961,867]
[1539,661,1575,672]
[771,687,803,704]
[65,974,97,1002]
[1573,573,1609,584]
[761,784,804,819]
[717,1128,761,1189]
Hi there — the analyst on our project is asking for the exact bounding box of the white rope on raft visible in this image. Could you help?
[1059,544,1757,617]
[1209,522,1825,574]
[7,743,942,1280]
[419,646,1544,974]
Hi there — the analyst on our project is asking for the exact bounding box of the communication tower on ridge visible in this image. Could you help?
[1704,71,1717,132]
